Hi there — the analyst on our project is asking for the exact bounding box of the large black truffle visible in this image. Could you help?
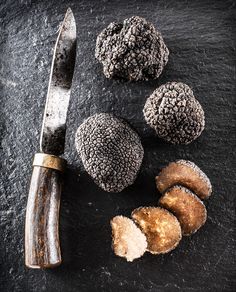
[75,113,144,192]
[95,16,169,81]
[143,82,205,144]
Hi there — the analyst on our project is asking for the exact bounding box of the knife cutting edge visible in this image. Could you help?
[25,8,76,269]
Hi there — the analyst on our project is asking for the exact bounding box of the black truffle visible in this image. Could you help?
[75,113,144,192]
[95,16,169,81]
[143,82,205,144]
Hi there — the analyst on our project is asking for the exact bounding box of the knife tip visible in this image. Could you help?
[65,7,75,26]
[66,7,73,16]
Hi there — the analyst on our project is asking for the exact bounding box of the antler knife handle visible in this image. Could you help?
[25,153,66,269]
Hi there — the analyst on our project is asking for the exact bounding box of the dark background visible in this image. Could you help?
[0,0,235,291]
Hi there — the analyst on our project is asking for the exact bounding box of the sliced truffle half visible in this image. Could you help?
[159,185,207,236]
[111,216,147,262]
[131,207,182,254]
[156,160,212,200]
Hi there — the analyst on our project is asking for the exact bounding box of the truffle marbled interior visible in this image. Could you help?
[159,185,207,236]
[156,160,212,199]
[131,207,182,254]
[111,216,147,262]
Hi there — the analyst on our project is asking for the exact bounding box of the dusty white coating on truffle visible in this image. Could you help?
[95,16,169,81]
[143,82,205,144]
[176,160,212,194]
[111,216,147,262]
[75,113,144,192]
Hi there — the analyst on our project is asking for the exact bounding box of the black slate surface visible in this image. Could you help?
[0,0,236,291]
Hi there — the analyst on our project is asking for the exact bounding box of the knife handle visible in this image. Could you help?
[25,153,66,269]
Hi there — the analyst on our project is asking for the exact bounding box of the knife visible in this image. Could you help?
[25,8,76,269]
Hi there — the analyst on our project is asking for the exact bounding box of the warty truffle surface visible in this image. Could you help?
[95,16,169,81]
[75,113,144,192]
[143,82,205,144]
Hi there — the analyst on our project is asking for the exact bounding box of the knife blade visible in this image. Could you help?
[40,7,76,155]
[25,8,76,269]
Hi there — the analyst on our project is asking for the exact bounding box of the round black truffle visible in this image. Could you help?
[95,16,169,81]
[143,82,205,144]
[75,113,144,192]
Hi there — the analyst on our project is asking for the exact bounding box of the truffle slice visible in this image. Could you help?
[143,82,205,144]
[159,186,207,236]
[111,216,147,262]
[75,113,144,192]
[156,160,212,200]
[95,16,169,81]
[131,207,182,254]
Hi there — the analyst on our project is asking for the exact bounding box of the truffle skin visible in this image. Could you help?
[143,82,205,144]
[75,113,144,192]
[95,16,169,81]
[131,207,182,254]
[159,185,207,236]
[111,216,147,262]
[156,160,212,200]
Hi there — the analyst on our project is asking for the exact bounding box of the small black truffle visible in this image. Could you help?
[143,82,205,144]
[95,16,169,81]
[75,113,144,192]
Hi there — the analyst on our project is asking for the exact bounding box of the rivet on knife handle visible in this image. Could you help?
[25,8,76,269]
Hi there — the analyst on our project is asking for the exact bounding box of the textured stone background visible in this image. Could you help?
[0,0,236,291]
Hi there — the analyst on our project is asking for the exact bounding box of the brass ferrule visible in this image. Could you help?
[33,153,67,172]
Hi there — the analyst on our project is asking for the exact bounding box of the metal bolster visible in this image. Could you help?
[33,153,67,172]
